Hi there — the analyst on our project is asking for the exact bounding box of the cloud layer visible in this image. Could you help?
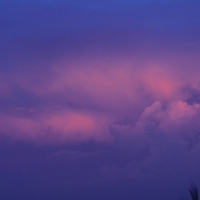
[1,49,200,147]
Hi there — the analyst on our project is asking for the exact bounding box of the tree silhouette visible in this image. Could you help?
[189,182,198,200]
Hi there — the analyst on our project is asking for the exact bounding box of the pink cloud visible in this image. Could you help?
[0,110,112,144]
[1,51,200,145]
[132,100,200,147]
[140,66,180,99]
[0,54,182,104]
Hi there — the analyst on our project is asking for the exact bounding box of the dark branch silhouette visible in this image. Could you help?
[189,182,198,200]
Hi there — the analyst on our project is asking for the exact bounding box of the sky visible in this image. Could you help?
[1,0,200,199]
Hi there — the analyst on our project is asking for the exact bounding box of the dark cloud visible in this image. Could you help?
[182,83,200,105]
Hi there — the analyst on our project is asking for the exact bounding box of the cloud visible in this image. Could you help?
[140,66,180,99]
[124,99,200,148]
[1,50,200,147]
[0,110,112,144]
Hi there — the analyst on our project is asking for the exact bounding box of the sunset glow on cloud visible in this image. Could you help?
[0,56,188,144]
[1,1,200,200]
